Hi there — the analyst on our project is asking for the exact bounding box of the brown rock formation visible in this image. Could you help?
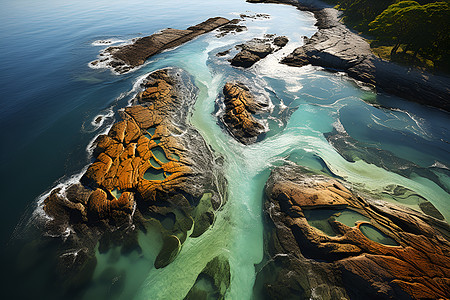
[220,82,267,144]
[41,68,225,287]
[257,165,450,299]
[91,17,230,73]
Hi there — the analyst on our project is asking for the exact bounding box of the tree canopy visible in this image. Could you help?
[369,1,449,66]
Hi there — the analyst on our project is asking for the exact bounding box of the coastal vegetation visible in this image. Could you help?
[326,0,450,72]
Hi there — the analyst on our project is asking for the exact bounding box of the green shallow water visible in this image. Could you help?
[304,209,371,237]
[152,147,170,164]
[143,167,166,181]
[359,224,399,246]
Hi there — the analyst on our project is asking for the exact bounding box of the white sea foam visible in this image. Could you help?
[31,68,159,229]
[431,161,449,170]
[88,38,147,75]
[85,72,151,158]
[31,165,89,225]
[253,41,315,95]
[332,118,347,134]
[91,38,126,46]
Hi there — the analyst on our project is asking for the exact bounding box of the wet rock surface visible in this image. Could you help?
[247,0,450,111]
[230,35,289,68]
[219,82,268,144]
[91,17,230,73]
[252,1,450,111]
[215,19,247,38]
[257,164,450,299]
[41,68,226,290]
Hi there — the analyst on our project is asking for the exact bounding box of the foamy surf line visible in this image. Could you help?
[88,37,138,74]
[30,69,157,231]
[91,38,127,46]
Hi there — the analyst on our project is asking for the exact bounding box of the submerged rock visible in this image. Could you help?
[219,82,267,144]
[185,256,231,300]
[41,68,226,289]
[258,165,450,299]
[91,17,231,74]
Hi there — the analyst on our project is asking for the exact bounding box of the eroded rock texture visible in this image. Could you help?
[256,165,450,299]
[42,68,225,288]
[91,17,230,73]
[278,6,450,111]
[230,35,289,68]
[220,82,267,144]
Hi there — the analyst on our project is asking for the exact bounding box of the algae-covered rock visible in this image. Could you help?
[155,235,181,269]
[40,68,226,291]
[185,256,231,300]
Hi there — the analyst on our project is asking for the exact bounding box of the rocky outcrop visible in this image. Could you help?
[257,165,450,299]
[281,8,450,111]
[248,0,450,111]
[42,68,226,289]
[219,82,267,144]
[215,19,247,38]
[91,17,230,73]
[230,35,289,68]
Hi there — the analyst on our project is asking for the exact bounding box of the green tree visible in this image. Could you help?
[421,2,450,68]
[369,1,421,55]
[339,0,396,30]
[369,1,449,68]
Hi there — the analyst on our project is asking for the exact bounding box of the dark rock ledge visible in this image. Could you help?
[91,17,231,74]
[256,164,450,299]
[39,68,226,291]
[248,0,450,111]
[230,35,289,68]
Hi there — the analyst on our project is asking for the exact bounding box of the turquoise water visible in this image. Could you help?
[304,209,372,236]
[1,0,449,299]
[111,188,122,199]
[143,167,166,181]
[152,147,171,164]
[359,224,400,246]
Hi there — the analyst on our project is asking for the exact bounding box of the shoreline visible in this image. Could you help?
[248,0,450,111]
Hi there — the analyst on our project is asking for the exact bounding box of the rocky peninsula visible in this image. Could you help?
[248,0,450,111]
[90,17,231,73]
[256,165,450,299]
[41,68,226,290]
